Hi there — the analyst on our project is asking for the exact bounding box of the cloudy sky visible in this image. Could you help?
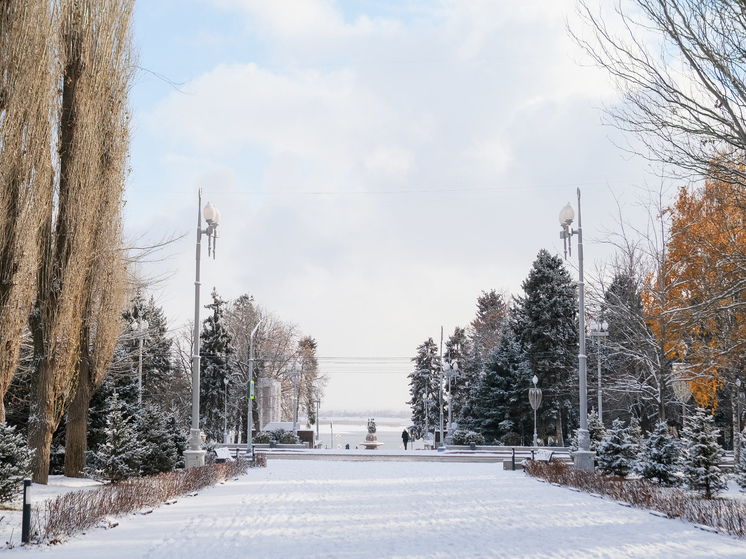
[126,0,655,414]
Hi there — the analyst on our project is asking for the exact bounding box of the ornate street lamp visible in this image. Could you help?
[559,188,594,471]
[185,189,221,469]
[246,317,263,458]
[589,319,609,425]
[130,318,149,406]
[528,375,542,447]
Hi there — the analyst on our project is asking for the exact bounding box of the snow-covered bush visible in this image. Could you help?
[596,418,637,477]
[0,422,32,503]
[636,421,682,487]
[682,407,726,498]
[253,431,272,444]
[278,430,299,444]
[501,432,521,446]
[451,430,486,446]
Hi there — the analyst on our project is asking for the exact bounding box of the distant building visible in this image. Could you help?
[257,378,281,430]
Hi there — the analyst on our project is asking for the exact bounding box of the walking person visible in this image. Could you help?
[402,429,410,450]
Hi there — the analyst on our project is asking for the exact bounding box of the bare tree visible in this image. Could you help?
[0,0,56,421]
[572,0,746,188]
[29,0,135,483]
[63,0,134,477]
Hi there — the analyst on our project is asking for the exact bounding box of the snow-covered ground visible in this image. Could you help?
[5,458,746,558]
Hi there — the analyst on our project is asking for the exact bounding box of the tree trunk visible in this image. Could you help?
[28,359,55,484]
[64,357,92,477]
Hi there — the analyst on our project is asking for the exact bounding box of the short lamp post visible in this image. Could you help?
[21,478,31,544]
[588,319,609,425]
[130,318,149,406]
[185,189,221,469]
[559,188,594,471]
[445,360,459,443]
[528,375,542,447]
[289,362,301,436]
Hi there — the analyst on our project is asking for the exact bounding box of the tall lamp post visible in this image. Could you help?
[444,359,459,442]
[289,362,301,436]
[185,190,221,469]
[130,318,149,406]
[559,189,594,471]
[529,375,542,447]
[223,377,230,443]
[246,318,263,458]
[589,319,609,425]
[438,327,445,451]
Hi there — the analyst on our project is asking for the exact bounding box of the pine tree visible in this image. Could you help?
[86,392,143,482]
[444,327,472,428]
[636,421,682,487]
[596,418,637,477]
[468,331,531,443]
[121,294,176,407]
[0,423,32,503]
[166,409,188,470]
[407,338,441,439]
[511,250,578,446]
[200,289,236,443]
[138,404,179,476]
[682,407,726,498]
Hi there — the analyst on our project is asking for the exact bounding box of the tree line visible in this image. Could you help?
[408,0,746,455]
[0,0,325,484]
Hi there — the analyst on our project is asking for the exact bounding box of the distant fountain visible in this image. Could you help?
[360,418,383,450]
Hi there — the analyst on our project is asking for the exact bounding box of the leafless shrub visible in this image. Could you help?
[38,459,250,542]
[525,461,746,537]
[254,453,267,468]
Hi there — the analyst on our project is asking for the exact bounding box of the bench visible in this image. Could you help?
[532,450,553,462]
[213,447,234,463]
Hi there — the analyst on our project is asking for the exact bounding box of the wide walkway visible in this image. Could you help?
[20,460,746,558]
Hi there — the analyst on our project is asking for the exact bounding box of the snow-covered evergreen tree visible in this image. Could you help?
[200,289,236,443]
[636,421,682,487]
[87,392,143,482]
[596,418,637,477]
[511,249,578,446]
[138,404,179,476]
[165,409,188,470]
[407,338,441,439]
[443,327,471,428]
[682,407,726,498]
[468,330,530,443]
[121,294,177,407]
[0,422,32,502]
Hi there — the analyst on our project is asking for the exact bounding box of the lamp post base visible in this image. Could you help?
[184,449,207,469]
[185,428,206,469]
[573,450,595,472]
